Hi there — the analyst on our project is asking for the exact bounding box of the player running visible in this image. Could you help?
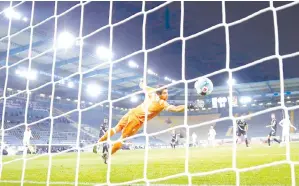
[94,79,185,163]
[236,118,249,147]
[23,126,34,154]
[170,130,178,149]
[266,113,281,146]
[208,126,216,147]
[191,132,197,147]
[279,118,296,144]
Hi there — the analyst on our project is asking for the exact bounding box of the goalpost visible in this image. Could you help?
[0,1,299,185]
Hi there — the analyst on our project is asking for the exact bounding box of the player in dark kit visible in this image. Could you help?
[266,113,280,146]
[170,130,177,149]
[93,118,109,163]
[100,118,109,155]
[236,118,249,147]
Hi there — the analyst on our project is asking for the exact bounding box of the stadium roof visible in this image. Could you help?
[0,1,298,103]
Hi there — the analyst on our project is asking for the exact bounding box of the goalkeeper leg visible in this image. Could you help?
[93,114,130,154]
[100,114,142,164]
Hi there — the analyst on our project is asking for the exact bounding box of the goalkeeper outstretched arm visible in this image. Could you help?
[139,79,185,112]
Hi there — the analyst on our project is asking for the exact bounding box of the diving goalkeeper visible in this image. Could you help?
[94,79,185,162]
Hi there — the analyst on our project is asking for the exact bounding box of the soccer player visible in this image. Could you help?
[279,118,297,144]
[266,113,280,146]
[170,130,177,149]
[236,118,249,147]
[95,79,185,163]
[191,132,197,147]
[98,118,110,163]
[208,125,216,147]
[23,126,34,154]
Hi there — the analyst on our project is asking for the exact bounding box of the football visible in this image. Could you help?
[194,77,213,96]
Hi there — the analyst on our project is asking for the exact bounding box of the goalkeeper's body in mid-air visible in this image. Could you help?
[95,79,185,163]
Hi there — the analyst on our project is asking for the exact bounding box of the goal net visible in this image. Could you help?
[0,1,299,186]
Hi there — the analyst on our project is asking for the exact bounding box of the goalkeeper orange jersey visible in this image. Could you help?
[132,98,169,123]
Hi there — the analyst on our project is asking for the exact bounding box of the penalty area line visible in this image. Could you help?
[0,180,95,185]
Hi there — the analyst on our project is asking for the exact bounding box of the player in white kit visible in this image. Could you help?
[191,132,197,147]
[279,118,296,145]
[23,127,34,153]
[208,126,216,147]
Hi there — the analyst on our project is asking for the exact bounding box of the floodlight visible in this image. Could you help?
[57,32,75,49]
[147,69,155,75]
[96,46,113,60]
[15,69,21,75]
[239,96,252,104]
[130,95,139,103]
[4,8,21,20]
[86,83,101,97]
[128,60,138,68]
[67,81,74,88]
[227,78,236,85]
[26,70,37,80]
[22,17,28,22]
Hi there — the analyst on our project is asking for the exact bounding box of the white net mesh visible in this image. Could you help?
[0,1,298,185]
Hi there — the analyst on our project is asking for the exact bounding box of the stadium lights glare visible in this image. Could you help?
[239,96,252,104]
[164,76,172,82]
[227,78,236,85]
[287,96,290,99]
[286,101,292,104]
[15,69,21,75]
[266,102,272,105]
[86,83,101,97]
[26,70,37,80]
[130,95,139,103]
[4,8,21,20]
[89,102,93,105]
[16,69,37,80]
[57,32,75,49]
[96,46,113,60]
[56,96,61,100]
[67,81,74,88]
[296,100,299,103]
[251,104,256,106]
[66,98,71,101]
[22,17,28,22]
[40,94,45,97]
[128,60,139,68]
[147,69,157,76]
[259,103,264,106]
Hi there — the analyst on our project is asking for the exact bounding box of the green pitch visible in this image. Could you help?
[1,143,299,186]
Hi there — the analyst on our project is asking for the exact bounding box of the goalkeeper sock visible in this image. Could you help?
[245,139,248,147]
[99,128,116,142]
[112,141,123,154]
[268,138,270,146]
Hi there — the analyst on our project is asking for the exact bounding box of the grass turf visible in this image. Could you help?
[0,143,299,185]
